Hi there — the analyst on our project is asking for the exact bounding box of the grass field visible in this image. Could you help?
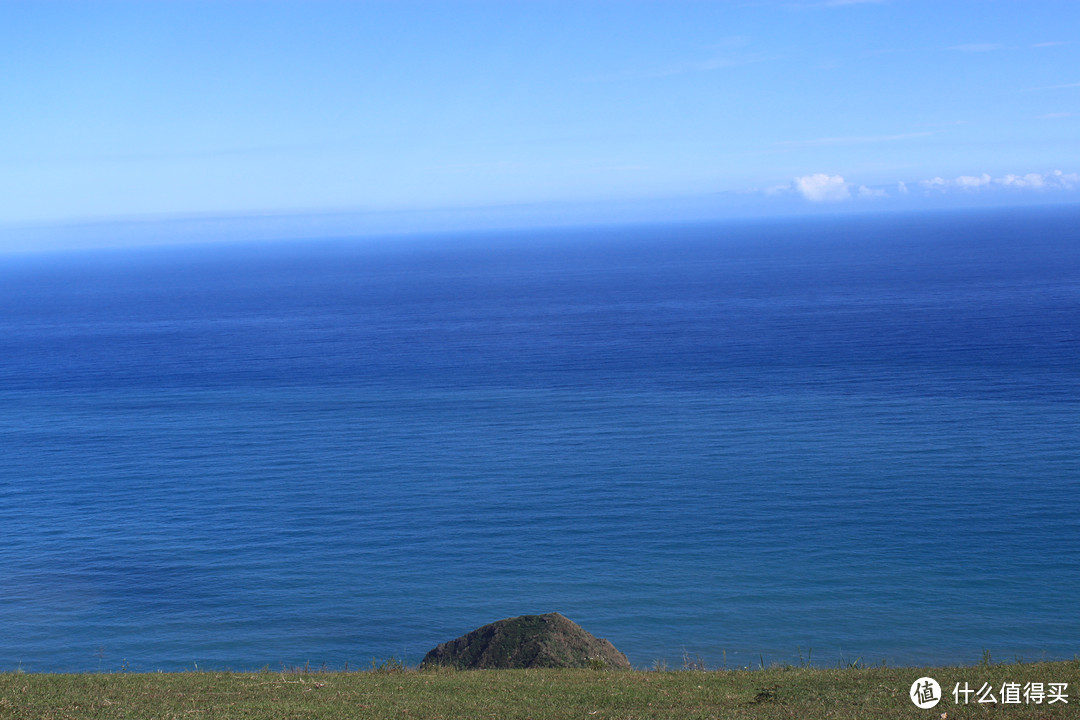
[2,659,1077,719]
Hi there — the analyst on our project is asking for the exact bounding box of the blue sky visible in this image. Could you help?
[1,0,1079,240]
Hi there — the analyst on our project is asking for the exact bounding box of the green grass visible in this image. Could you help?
[2,660,1078,719]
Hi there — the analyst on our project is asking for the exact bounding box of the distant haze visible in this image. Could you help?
[1,1,1079,246]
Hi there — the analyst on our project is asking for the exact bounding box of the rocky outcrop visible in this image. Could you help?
[419,612,630,670]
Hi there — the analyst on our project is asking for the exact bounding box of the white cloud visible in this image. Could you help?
[759,170,1077,205]
[919,170,1078,193]
[954,173,992,189]
[794,174,851,202]
[999,173,1046,189]
[1051,170,1080,189]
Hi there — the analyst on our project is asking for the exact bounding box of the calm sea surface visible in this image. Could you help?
[2,208,1078,672]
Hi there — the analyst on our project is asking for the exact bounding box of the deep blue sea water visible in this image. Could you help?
[2,207,1078,672]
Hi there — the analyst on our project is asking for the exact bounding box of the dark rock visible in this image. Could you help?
[419,612,631,670]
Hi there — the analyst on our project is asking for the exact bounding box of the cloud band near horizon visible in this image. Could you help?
[786,170,1079,202]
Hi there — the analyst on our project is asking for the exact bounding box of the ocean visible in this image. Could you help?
[1,206,1078,672]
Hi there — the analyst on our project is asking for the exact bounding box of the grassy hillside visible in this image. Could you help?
[2,660,1077,719]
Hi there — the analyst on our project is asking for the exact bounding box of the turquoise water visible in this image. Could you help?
[2,208,1078,671]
